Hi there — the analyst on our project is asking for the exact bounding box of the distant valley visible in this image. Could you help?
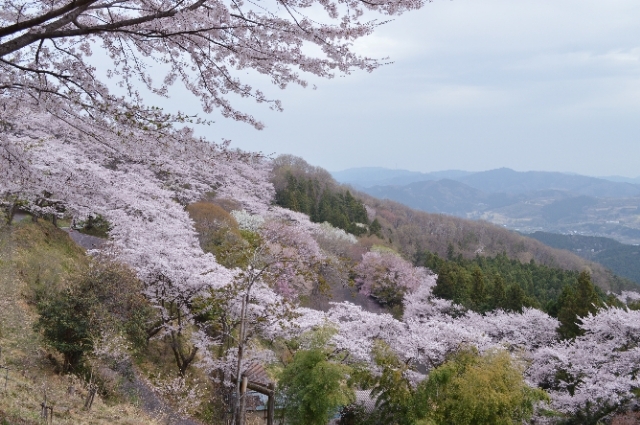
[333,167,640,245]
[527,232,640,285]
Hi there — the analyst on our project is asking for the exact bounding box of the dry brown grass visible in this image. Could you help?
[611,411,640,425]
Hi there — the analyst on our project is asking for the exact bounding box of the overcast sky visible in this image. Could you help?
[149,0,640,177]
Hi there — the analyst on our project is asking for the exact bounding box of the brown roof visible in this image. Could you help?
[244,363,273,386]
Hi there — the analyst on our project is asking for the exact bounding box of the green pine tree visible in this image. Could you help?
[471,267,487,311]
[491,273,507,310]
[557,271,601,339]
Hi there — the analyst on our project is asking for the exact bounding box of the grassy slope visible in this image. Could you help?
[0,220,161,425]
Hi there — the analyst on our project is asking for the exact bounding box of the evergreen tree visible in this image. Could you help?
[433,265,456,300]
[446,243,456,261]
[505,284,525,313]
[491,273,507,310]
[557,271,601,339]
[369,218,383,238]
[470,267,487,311]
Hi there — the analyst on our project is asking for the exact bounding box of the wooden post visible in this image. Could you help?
[84,370,96,410]
[41,391,48,420]
[238,375,248,425]
[267,383,275,425]
[84,384,96,409]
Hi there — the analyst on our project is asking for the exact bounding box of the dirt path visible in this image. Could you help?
[113,363,203,425]
[62,228,106,249]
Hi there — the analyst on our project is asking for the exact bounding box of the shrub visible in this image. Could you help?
[186,202,254,268]
[76,214,111,238]
[278,328,355,425]
[416,349,548,425]
[34,257,153,373]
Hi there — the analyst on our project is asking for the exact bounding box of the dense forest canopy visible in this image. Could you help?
[416,250,609,314]
[272,154,374,236]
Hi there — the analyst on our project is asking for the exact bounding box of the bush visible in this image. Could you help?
[278,328,355,425]
[76,214,111,238]
[34,257,153,373]
[34,286,93,373]
[416,349,548,425]
[186,202,255,268]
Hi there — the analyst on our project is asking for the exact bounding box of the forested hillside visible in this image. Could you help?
[272,156,636,294]
[272,155,372,236]
[355,191,637,293]
[4,136,640,424]
[528,231,640,285]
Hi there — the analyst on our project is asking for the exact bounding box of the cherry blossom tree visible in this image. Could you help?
[1,0,427,138]
[8,93,640,424]
[0,109,278,381]
[354,252,429,302]
[258,217,324,297]
[528,307,640,420]
[463,308,559,352]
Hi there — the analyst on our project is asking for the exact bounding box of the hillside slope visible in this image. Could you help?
[359,193,635,292]
[0,220,187,425]
[275,157,637,292]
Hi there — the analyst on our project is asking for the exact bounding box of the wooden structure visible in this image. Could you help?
[236,363,276,425]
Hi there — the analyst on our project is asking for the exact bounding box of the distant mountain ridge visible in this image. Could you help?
[599,175,640,184]
[457,168,640,198]
[332,167,640,245]
[333,167,640,198]
[331,167,472,188]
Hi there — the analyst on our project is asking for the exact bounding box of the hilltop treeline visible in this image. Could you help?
[272,155,375,236]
